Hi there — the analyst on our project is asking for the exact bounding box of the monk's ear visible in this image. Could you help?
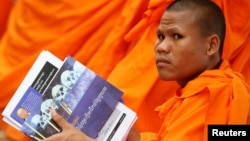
[206,34,220,56]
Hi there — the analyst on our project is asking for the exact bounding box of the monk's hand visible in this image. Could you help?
[42,109,95,141]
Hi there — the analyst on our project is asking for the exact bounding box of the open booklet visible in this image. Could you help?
[2,50,137,141]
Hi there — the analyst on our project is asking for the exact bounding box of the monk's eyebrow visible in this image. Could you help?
[156,26,180,35]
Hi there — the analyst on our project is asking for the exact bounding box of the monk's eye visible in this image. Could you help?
[173,33,183,40]
[157,33,165,41]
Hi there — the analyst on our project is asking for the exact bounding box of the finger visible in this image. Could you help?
[50,108,71,129]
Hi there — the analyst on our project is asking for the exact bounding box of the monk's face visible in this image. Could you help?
[155,10,210,86]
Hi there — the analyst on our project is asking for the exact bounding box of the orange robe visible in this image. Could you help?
[141,60,250,141]
[213,0,250,84]
[81,0,149,78]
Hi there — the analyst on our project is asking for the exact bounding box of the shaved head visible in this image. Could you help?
[166,0,226,56]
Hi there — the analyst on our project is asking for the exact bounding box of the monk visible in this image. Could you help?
[106,0,250,133]
[41,0,250,141]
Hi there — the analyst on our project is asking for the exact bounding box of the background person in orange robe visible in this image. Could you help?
[0,0,147,140]
[40,0,250,141]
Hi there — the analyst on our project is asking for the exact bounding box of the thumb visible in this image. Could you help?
[50,108,71,129]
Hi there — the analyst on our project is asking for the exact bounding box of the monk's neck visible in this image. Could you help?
[177,59,222,88]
